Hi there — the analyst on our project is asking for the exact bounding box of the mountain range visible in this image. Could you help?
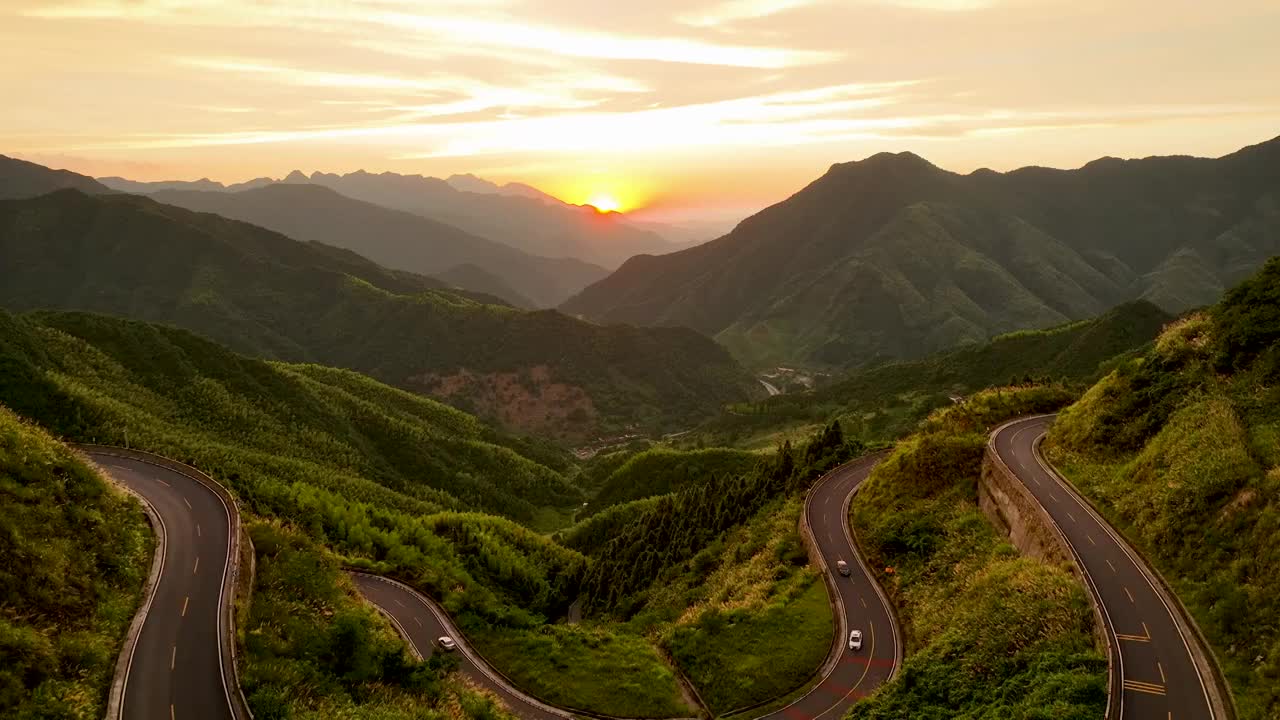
[99,168,694,271]
[0,163,757,438]
[145,183,606,308]
[562,135,1280,369]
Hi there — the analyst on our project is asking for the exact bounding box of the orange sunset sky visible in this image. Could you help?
[4,0,1279,221]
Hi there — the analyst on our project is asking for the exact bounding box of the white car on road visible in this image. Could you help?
[438,636,457,651]
[848,629,863,651]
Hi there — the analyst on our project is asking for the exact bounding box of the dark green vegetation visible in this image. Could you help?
[0,186,757,438]
[578,423,853,612]
[0,309,698,716]
[654,496,830,714]
[0,154,109,199]
[585,447,758,515]
[1046,257,1280,719]
[243,523,516,720]
[563,135,1280,368]
[148,183,607,308]
[0,310,581,521]
[549,427,854,712]
[465,624,690,718]
[849,386,1107,719]
[0,404,151,720]
[690,300,1170,449]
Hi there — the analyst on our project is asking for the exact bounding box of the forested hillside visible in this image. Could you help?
[563,136,1280,368]
[584,447,759,515]
[1046,257,1280,719]
[0,404,151,719]
[552,424,855,713]
[242,523,517,720]
[0,189,757,438]
[0,308,698,712]
[690,299,1170,449]
[0,310,578,522]
[848,386,1105,719]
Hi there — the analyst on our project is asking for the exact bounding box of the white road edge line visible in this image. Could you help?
[1029,427,1216,719]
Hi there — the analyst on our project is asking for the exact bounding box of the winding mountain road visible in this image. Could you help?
[353,454,900,720]
[993,416,1219,720]
[89,452,241,720]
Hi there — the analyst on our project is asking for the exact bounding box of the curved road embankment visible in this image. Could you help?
[354,453,901,720]
[85,448,248,720]
[992,416,1229,720]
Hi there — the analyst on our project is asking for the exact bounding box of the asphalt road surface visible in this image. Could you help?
[760,453,899,720]
[353,454,899,720]
[350,573,568,720]
[91,454,237,720]
[993,416,1216,720]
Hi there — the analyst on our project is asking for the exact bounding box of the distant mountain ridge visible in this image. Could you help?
[561,135,1280,368]
[1,154,111,198]
[99,169,691,269]
[146,183,607,307]
[0,185,755,438]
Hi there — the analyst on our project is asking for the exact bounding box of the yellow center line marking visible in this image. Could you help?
[1031,476,1040,486]
[1158,661,1166,684]
[860,596,868,609]
[1124,587,1135,604]
[171,645,176,670]
[414,617,422,627]
[1087,534,1097,546]
[1067,512,1077,524]
[1143,621,1151,638]
[181,596,189,617]
[156,478,170,487]
[1049,493,1059,503]
[193,556,199,575]
[1122,679,1167,696]
[1106,559,1117,573]
[171,704,175,720]
[1116,633,1151,642]
[183,496,192,509]
[196,524,201,537]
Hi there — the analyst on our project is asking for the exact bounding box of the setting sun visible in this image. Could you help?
[587,193,621,213]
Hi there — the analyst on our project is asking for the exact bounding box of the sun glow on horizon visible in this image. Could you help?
[587,192,622,213]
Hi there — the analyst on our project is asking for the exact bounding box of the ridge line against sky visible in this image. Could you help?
[3,0,1279,220]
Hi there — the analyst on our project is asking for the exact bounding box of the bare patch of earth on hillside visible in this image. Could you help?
[410,365,597,439]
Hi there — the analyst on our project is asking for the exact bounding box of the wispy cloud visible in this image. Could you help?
[678,0,816,27]
[371,12,839,68]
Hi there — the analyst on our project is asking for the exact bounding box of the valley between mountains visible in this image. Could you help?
[3,139,1279,720]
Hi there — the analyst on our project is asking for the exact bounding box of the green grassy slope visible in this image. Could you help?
[0,404,151,720]
[848,386,1106,719]
[1045,256,1280,719]
[553,426,853,711]
[586,447,759,515]
[0,310,581,521]
[0,189,756,439]
[563,136,1280,368]
[0,309,693,716]
[655,495,830,714]
[690,300,1170,449]
[243,523,517,720]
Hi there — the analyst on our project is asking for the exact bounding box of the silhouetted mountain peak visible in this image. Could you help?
[282,170,310,184]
